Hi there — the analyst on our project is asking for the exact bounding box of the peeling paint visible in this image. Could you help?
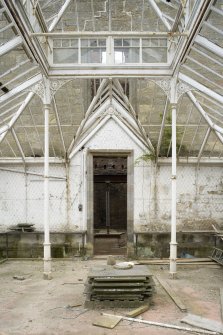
[0,153,223,235]
[208,190,223,195]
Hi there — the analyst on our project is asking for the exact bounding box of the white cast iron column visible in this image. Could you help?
[169,102,177,278]
[30,78,70,279]
[43,103,52,279]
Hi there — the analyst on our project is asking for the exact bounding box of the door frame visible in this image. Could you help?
[86,149,134,256]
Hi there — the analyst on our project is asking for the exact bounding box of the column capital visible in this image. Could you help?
[44,104,51,109]
[27,78,72,104]
[176,81,193,101]
[170,102,177,109]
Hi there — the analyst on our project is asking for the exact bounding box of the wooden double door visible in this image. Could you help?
[93,174,127,255]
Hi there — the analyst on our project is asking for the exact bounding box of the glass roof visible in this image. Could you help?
[0,0,222,162]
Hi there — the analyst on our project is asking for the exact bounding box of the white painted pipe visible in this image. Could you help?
[102,313,217,335]
[43,104,52,279]
[82,149,87,231]
[170,103,177,277]
[0,167,66,179]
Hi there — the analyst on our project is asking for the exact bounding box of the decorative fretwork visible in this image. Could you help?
[176,81,193,101]
[145,78,194,102]
[154,79,171,100]
[28,80,45,102]
[27,79,72,103]
[102,106,121,117]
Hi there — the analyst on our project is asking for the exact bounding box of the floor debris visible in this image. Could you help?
[137,259,217,267]
[181,314,223,334]
[1,260,222,335]
[65,303,82,309]
[93,314,122,329]
[126,304,149,317]
[62,282,84,285]
[57,309,88,320]
[107,255,116,265]
[102,313,218,334]
[13,275,25,281]
[114,261,134,269]
[137,258,212,265]
[156,275,187,312]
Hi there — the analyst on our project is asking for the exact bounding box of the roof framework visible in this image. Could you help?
[0,0,222,163]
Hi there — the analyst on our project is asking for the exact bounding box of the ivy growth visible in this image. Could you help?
[159,113,172,157]
[159,112,186,157]
[135,152,156,165]
[135,110,186,164]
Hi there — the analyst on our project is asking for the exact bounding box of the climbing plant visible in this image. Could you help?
[159,111,186,157]
[159,113,172,157]
[135,152,156,165]
[136,110,186,164]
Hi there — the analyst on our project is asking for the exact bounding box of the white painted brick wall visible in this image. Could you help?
[0,119,222,232]
[0,164,67,232]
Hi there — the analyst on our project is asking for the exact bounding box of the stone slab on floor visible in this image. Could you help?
[126,304,149,317]
[87,264,153,278]
[85,264,155,307]
[93,314,122,329]
[181,314,223,334]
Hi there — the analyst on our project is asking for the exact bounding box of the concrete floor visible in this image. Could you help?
[0,259,222,335]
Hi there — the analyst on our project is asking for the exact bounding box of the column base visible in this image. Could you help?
[43,272,52,280]
[169,272,177,280]
[43,257,52,280]
[169,241,178,277]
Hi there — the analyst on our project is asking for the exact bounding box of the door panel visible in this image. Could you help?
[94,176,127,233]
[94,176,127,255]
